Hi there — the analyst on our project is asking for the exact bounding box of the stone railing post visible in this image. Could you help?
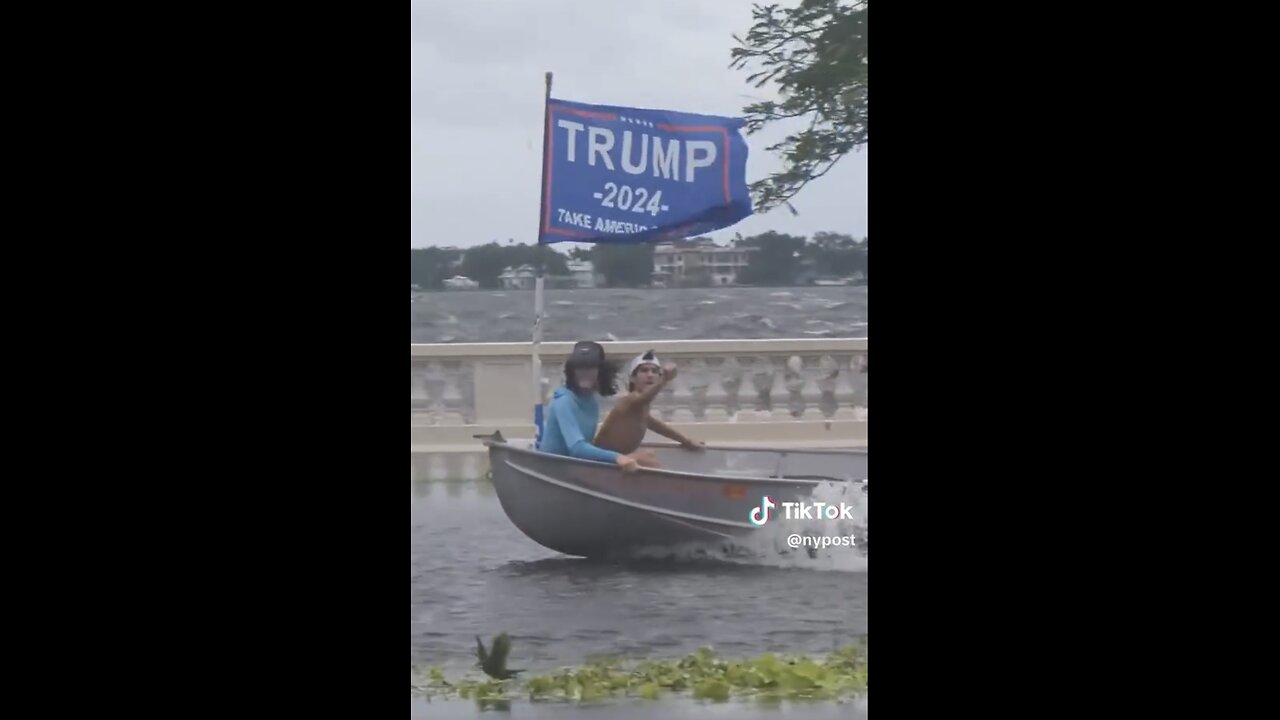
[412,339,867,462]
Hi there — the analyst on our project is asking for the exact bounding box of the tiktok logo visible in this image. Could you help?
[749,496,776,526]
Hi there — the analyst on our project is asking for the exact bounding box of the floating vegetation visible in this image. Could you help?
[412,641,867,707]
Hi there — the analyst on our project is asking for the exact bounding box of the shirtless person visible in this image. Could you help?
[539,340,655,472]
[594,350,706,457]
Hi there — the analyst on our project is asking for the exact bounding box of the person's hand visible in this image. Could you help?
[616,455,640,473]
[633,448,660,467]
[681,439,706,452]
[661,364,678,383]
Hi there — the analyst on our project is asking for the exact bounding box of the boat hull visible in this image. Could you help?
[486,441,867,559]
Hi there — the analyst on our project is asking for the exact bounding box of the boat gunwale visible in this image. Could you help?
[486,441,865,486]
[638,441,867,457]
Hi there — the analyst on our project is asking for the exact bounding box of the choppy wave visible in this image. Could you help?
[412,287,867,343]
[622,481,867,573]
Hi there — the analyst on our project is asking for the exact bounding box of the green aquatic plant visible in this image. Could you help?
[412,641,868,707]
[475,632,524,679]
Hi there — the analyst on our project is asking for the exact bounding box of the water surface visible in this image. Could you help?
[411,286,868,343]
[411,481,867,675]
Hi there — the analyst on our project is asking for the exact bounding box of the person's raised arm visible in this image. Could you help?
[632,364,678,404]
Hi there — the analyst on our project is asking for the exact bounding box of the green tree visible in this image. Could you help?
[805,231,865,277]
[731,0,867,213]
[737,232,806,285]
[514,244,570,276]
[410,247,451,290]
[458,243,569,289]
[592,244,655,288]
[458,243,508,289]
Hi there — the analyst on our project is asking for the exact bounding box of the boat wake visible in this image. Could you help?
[624,481,868,573]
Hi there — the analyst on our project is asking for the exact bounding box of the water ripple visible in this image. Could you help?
[411,484,866,670]
[412,287,867,343]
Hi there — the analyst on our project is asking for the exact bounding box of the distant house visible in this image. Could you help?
[652,238,757,287]
[442,275,479,290]
[566,260,601,288]
[499,264,537,290]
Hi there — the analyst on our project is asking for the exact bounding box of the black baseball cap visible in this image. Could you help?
[566,340,606,368]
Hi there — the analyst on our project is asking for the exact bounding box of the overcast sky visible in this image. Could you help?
[410,0,867,250]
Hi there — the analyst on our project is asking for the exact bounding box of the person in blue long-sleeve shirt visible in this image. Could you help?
[538,341,655,472]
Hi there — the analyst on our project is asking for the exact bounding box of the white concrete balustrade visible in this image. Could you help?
[411,339,867,480]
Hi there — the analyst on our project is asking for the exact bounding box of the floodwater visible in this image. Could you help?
[411,477,867,716]
[411,286,867,343]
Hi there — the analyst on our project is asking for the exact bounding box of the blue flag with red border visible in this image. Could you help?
[538,98,753,245]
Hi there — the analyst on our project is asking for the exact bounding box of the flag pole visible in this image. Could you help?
[532,71,553,446]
